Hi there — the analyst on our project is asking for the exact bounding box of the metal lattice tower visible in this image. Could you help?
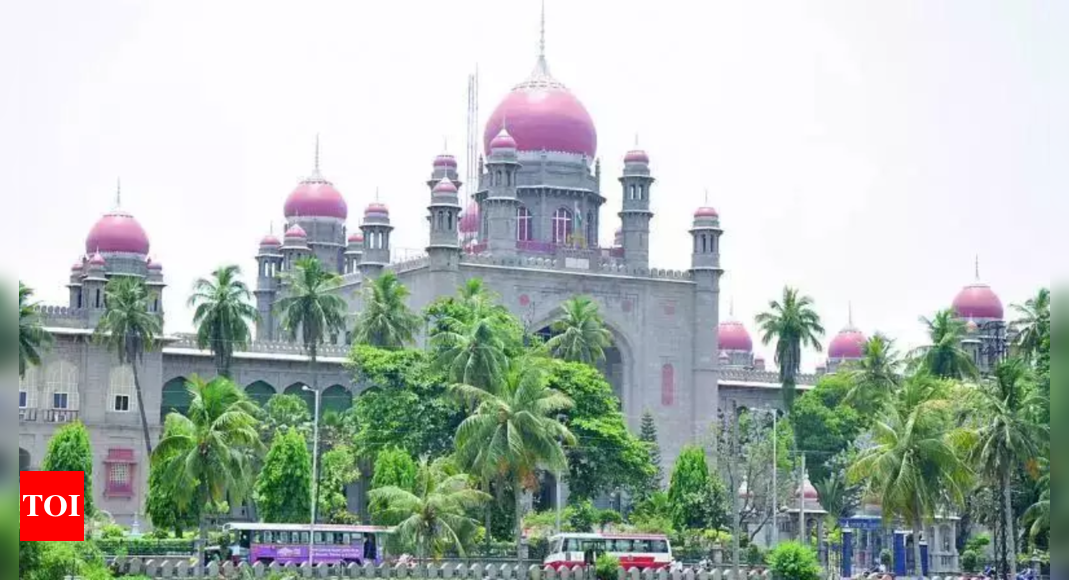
[465,67,479,208]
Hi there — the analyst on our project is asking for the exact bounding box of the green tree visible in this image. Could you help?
[42,421,95,517]
[844,333,903,416]
[370,447,419,524]
[277,255,348,378]
[638,410,665,495]
[146,417,200,536]
[453,356,576,559]
[319,445,360,524]
[767,541,822,580]
[1010,288,1050,362]
[152,376,262,568]
[546,360,653,501]
[545,295,613,365]
[19,282,52,378]
[912,309,977,379]
[1022,459,1049,548]
[428,280,514,392]
[188,264,259,378]
[718,410,794,542]
[260,393,312,443]
[352,271,421,350]
[93,276,162,454]
[667,445,729,531]
[812,475,859,523]
[348,346,464,460]
[790,374,864,483]
[256,427,313,523]
[967,358,1047,578]
[755,287,825,409]
[368,457,490,560]
[848,372,973,579]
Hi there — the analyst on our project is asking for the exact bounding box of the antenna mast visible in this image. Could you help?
[465,66,480,209]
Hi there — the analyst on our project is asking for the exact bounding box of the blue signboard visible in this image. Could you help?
[841,529,854,578]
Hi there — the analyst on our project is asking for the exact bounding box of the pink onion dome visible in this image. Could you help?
[432,177,458,194]
[694,206,719,218]
[488,127,518,151]
[88,252,107,266]
[71,260,84,271]
[364,202,389,217]
[146,257,163,271]
[348,231,364,244]
[284,223,307,238]
[952,282,1004,320]
[85,208,150,255]
[718,319,754,352]
[483,57,597,158]
[624,149,649,164]
[798,479,819,500]
[260,233,281,247]
[459,201,480,234]
[433,153,458,169]
[828,326,867,360]
[283,172,348,220]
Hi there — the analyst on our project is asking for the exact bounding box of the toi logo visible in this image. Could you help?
[20,471,85,541]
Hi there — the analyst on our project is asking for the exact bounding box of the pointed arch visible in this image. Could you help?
[19,366,40,409]
[245,380,276,407]
[284,382,315,412]
[161,377,191,421]
[20,448,31,471]
[109,366,136,413]
[45,361,79,411]
[322,385,352,414]
[552,207,573,244]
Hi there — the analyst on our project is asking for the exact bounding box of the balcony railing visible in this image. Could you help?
[19,408,80,424]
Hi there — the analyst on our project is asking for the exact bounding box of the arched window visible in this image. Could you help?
[161,377,191,420]
[517,206,532,241]
[20,366,40,409]
[447,211,453,231]
[701,234,708,253]
[109,366,136,413]
[322,385,353,414]
[661,363,675,407]
[95,289,101,309]
[629,184,635,200]
[552,208,573,245]
[46,361,79,410]
[245,380,276,408]
[19,448,30,471]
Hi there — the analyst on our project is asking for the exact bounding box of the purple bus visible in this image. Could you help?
[223,523,395,566]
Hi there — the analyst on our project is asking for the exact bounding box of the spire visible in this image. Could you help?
[443,136,448,153]
[538,0,546,65]
[974,254,981,281]
[848,301,854,328]
[115,177,122,208]
[314,133,321,172]
[634,133,640,148]
[704,188,709,205]
[729,297,735,318]
[375,186,380,202]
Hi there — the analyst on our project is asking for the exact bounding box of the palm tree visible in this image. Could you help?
[966,358,1047,579]
[848,372,973,580]
[352,271,421,350]
[813,476,860,523]
[912,309,977,379]
[19,282,52,378]
[1022,459,1049,547]
[545,295,613,365]
[94,276,162,455]
[188,265,259,378]
[453,356,576,561]
[845,333,903,416]
[1011,288,1050,362]
[755,287,825,409]
[153,376,262,570]
[368,457,490,561]
[430,281,512,392]
[277,256,349,371]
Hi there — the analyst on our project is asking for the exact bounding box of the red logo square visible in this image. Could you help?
[20,471,86,541]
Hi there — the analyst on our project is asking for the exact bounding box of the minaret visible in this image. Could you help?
[83,251,109,327]
[281,222,311,272]
[359,199,393,279]
[619,141,654,269]
[689,199,724,440]
[429,142,462,189]
[68,259,85,310]
[427,172,462,299]
[255,227,283,341]
[344,231,364,275]
[145,258,166,315]
[482,125,522,256]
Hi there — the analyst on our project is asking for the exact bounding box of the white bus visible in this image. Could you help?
[545,533,674,570]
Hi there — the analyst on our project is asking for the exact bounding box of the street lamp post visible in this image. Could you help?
[303,384,323,568]
[555,413,567,534]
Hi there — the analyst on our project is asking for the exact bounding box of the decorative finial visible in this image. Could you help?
[314,133,321,172]
[375,186,380,202]
[974,254,980,281]
[848,301,854,328]
[269,222,274,235]
[634,133,640,148]
[539,0,546,62]
[729,297,735,318]
[704,188,709,205]
[115,177,122,208]
[443,136,448,152]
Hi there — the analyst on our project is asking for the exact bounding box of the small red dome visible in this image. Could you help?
[829,327,867,359]
[432,178,458,194]
[348,231,364,244]
[694,206,719,218]
[71,260,84,271]
[260,234,281,247]
[88,252,107,266]
[147,259,163,271]
[798,480,819,500]
[489,127,518,151]
[284,177,348,220]
[624,149,649,164]
[434,154,458,169]
[719,319,754,352]
[484,65,597,157]
[459,201,480,234]
[365,202,389,216]
[85,209,150,255]
[285,224,307,238]
[952,283,1004,320]
[613,228,623,247]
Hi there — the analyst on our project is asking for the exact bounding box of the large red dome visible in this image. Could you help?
[484,60,597,158]
[284,174,347,220]
[718,320,753,352]
[828,327,867,360]
[952,283,1004,320]
[85,209,150,255]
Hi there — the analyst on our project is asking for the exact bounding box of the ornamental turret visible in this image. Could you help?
[618,144,654,268]
[359,202,392,279]
[254,229,284,340]
[689,200,725,442]
[481,126,522,256]
[344,231,364,275]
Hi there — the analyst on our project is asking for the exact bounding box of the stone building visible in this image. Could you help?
[18,28,1003,530]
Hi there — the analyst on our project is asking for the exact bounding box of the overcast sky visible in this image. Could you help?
[4,1,1063,369]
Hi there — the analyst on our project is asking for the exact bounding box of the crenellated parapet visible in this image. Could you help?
[166,333,350,359]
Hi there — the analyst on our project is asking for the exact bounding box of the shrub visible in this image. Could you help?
[961,550,980,574]
[746,543,767,566]
[595,553,621,580]
[100,523,126,539]
[767,541,821,580]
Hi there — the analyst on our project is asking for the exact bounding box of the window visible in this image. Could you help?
[95,288,101,308]
[20,367,38,409]
[661,363,675,406]
[104,449,135,496]
[19,391,27,408]
[447,211,453,230]
[517,206,532,241]
[114,395,130,412]
[109,366,135,413]
[46,361,78,411]
[629,184,635,200]
[552,207,573,244]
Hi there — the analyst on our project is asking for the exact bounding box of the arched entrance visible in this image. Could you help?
[161,377,191,421]
[322,385,353,414]
[284,382,315,413]
[19,448,30,471]
[245,380,276,408]
[534,321,630,410]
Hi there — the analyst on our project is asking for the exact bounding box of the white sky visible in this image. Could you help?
[4,1,1063,370]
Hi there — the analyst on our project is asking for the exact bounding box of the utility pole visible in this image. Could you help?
[771,409,779,547]
[732,402,741,580]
